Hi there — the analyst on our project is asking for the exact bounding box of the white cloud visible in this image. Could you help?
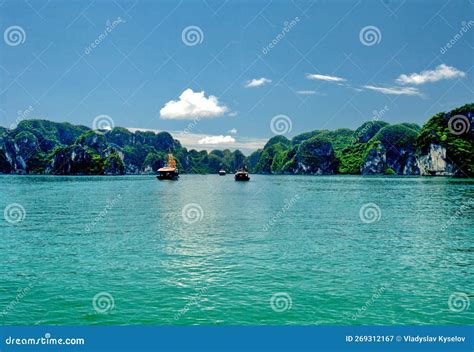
[396,64,465,85]
[183,133,265,153]
[244,77,272,88]
[228,111,238,117]
[198,135,236,145]
[160,88,228,119]
[362,85,422,96]
[228,128,237,134]
[305,73,346,82]
[127,127,266,154]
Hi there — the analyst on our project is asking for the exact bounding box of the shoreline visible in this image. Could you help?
[1,173,472,179]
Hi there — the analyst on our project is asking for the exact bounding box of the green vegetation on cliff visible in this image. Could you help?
[416,103,473,176]
[0,103,472,176]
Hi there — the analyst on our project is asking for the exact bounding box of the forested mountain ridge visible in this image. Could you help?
[0,104,472,177]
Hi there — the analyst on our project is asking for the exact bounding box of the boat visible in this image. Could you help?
[218,169,226,176]
[156,153,179,180]
[234,168,250,181]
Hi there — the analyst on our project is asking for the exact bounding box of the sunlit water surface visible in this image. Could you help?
[0,175,473,325]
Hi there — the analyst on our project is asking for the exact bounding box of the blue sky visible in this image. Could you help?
[1,0,473,153]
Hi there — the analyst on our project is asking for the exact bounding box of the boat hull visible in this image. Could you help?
[156,171,179,180]
[234,173,250,181]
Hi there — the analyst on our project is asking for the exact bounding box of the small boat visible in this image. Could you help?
[156,153,179,180]
[218,170,226,176]
[234,169,250,181]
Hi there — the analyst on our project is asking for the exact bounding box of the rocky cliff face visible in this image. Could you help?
[1,104,472,176]
[104,152,126,175]
[359,124,421,175]
[285,139,338,175]
[361,144,420,175]
[416,144,456,176]
[361,144,386,174]
[0,132,39,173]
[48,145,99,175]
[415,104,473,177]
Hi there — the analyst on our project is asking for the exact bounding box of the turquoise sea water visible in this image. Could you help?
[0,175,473,325]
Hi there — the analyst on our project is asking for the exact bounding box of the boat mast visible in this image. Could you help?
[167,153,177,169]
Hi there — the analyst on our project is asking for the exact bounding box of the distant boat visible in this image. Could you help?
[234,169,250,181]
[156,153,179,180]
[218,170,226,176]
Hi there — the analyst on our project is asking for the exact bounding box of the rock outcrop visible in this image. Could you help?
[417,144,456,176]
[1,103,472,176]
[360,124,420,175]
[416,104,473,177]
[283,138,338,175]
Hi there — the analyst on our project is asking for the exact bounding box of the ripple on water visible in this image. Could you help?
[0,175,472,325]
